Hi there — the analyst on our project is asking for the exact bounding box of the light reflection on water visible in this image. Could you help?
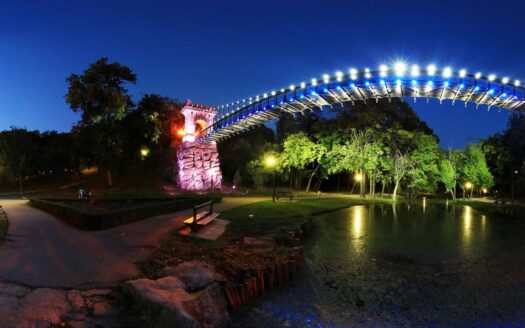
[313,203,496,263]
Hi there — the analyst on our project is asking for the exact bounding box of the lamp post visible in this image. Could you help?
[464,181,473,199]
[355,171,364,198]
[265,155,277,202]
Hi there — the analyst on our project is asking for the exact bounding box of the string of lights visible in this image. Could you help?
[200,62,525,143]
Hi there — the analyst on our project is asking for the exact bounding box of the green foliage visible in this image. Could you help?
[459,143,494,189]
[439,158,456,195]
[407,132,441,193]
[246,160,268,189]
[280,132,324,171]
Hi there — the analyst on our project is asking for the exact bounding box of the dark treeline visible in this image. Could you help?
[0,58,184,195]
[0,57,524,199]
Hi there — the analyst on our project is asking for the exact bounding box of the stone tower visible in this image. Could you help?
[175,100,222,190]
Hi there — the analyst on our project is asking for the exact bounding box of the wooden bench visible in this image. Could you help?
[183,201,220,231]
[276,191,295,201]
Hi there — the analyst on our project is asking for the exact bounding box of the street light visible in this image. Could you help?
[140,146,150,160]
[265,155,277,202]
[355,172,364,197]
[465,181,473,199]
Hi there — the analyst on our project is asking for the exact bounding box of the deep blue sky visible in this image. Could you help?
[1,0,524,148]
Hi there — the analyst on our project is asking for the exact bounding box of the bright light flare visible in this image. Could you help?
[265,155,276,168]
[379,64,388,77]
[488,74,496,81]
[427,64,437,76]
[411,65,420,77]
[393,61,407,77]
[443,67,452,78]
[459,69,467,78]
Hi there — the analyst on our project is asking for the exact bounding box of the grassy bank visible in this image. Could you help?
[222,197,395,239]
[0,208,7,244]
[449,198,525,219]
[142,196,396,277]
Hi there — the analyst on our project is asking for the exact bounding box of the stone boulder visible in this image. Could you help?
[124,277,229,328]
[161,261,225,292]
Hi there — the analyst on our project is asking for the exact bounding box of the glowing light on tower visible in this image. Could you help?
[443,67,452,78]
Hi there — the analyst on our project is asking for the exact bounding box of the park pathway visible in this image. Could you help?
[0,197,265,288]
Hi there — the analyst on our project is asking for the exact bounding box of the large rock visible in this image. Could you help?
[162,261,225,292]
[124,277,229,328]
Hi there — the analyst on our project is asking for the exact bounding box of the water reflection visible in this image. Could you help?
[313,203,501,265]
[462,205,473,246]
[349,206,366,254]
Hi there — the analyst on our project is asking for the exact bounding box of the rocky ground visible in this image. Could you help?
[0,280,124,327]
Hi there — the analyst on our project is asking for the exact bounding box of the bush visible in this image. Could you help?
[29,196,222,231]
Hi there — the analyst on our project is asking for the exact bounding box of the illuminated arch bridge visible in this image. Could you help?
[198,63,525,143]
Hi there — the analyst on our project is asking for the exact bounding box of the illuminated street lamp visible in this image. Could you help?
[265,155,277,202]
[140,146,150,160]
[355,171,365,197]
[464,181,473,199]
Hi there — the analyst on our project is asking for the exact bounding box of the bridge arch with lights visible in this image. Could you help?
[199,63,525,143]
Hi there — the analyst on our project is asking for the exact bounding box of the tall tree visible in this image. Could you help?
[65,57,137,186]
[0,128,40,196]
[280,132,325,192]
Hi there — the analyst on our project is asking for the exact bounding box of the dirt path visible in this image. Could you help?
[0,197,266,288]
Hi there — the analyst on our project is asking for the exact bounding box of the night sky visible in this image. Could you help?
[1,0,524,148]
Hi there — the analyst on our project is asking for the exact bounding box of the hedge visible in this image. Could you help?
[29,196,222,231]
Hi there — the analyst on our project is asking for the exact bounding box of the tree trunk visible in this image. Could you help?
[369,173,373,197]
[449,189,456,200]
[392,182,399,201]
[381,181,386,197]
[470,187,474,199]
[305,165,320,192]
[359,169,366,198]
[106,168,113,187]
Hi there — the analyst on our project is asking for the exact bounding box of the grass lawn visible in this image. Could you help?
[222,196,396,239]
[0,209,7,244]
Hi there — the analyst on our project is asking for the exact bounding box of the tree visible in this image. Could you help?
[280,132,325,192]
[439,158,456,199]
[407,132,441,196]
[459,143,494,197]
[65,57,137,186]
[0,128,40,196]
[391,151,411,200]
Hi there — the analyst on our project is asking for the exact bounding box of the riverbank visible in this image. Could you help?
[231,202,525,327]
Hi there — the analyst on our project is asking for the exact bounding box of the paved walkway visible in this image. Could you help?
[0,197,266,288]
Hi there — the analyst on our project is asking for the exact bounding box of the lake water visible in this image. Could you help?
[233,203,525,327]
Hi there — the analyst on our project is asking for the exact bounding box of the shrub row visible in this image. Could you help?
[29,196,222,231]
